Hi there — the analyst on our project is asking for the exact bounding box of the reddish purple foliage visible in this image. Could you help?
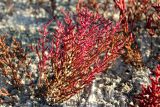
[135,64,160,107]
[35,6,129,103]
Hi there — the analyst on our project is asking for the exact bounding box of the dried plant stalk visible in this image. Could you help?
[0,36,32,104]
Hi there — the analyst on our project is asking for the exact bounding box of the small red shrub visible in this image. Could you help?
[135,64,160,107]
[0,2,130,105]
[35,5,129,104]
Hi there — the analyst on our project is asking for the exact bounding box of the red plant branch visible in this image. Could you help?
[135,64,160,106]
[35,5,129,104]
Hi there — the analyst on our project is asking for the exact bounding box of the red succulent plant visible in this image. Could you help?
[35,5,129,104]
[0,1,130,105]
[135,64,160,107]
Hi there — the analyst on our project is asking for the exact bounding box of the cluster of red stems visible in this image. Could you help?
[0,0,159,106]
[135,65,160,107]
[0,2,129,105]
[111,0,160,106]
[37,9,128,104]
